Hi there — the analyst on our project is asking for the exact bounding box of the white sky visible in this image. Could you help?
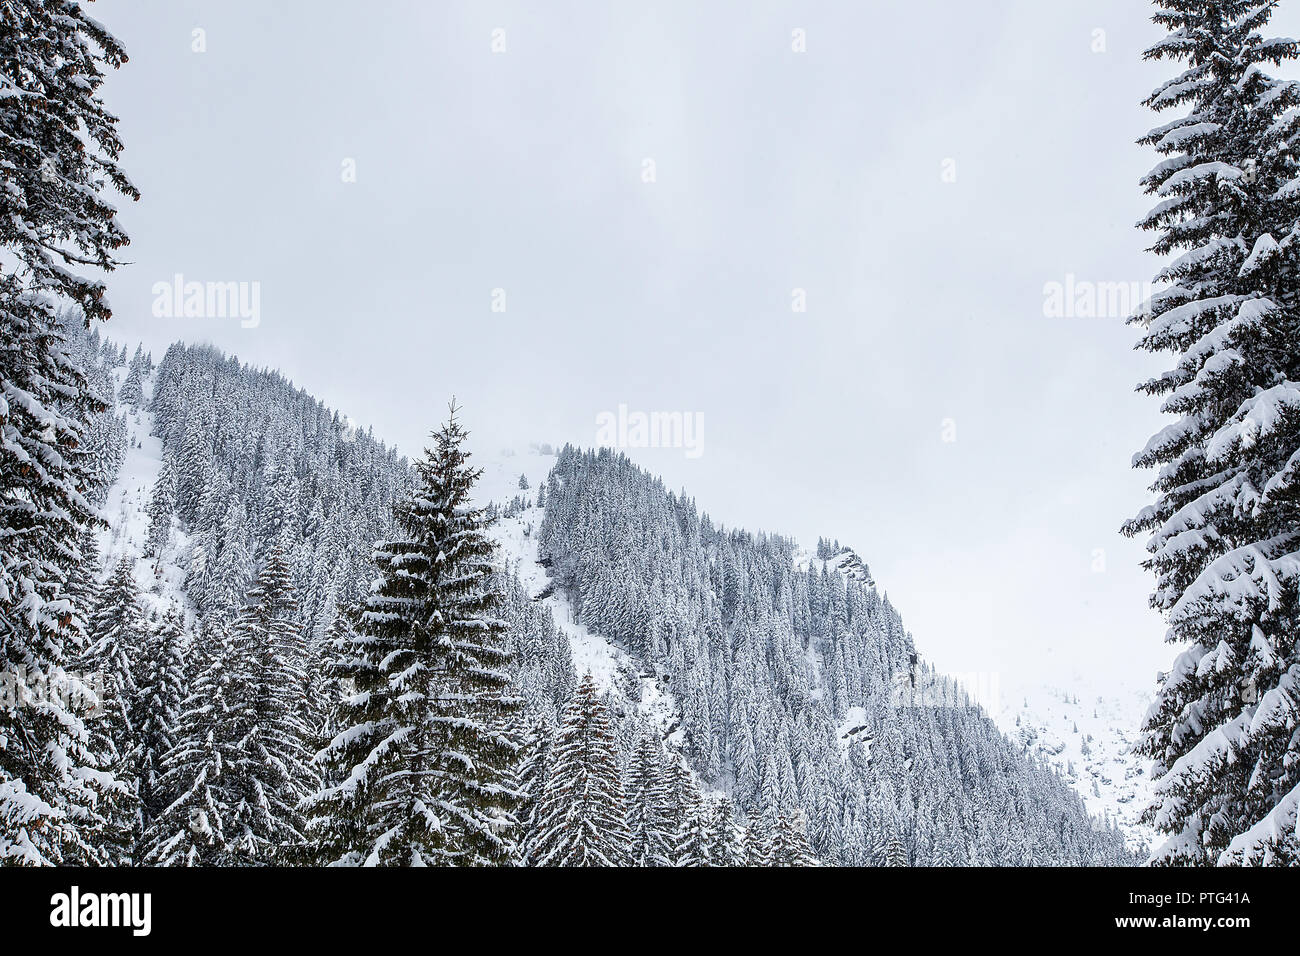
[91,0,1300,692]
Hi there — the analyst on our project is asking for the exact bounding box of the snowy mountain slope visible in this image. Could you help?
[80,333,1133,864]
[476,448,684,748]
[480,450,1137,859]
[524,447,1135,863]
[94,363,194,626]
[994,676,1154,852]
[798,543,1151,850]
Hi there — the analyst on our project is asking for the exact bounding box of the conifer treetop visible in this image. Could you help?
[0,0,139,323]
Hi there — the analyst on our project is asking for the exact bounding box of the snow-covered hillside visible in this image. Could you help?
[475,447,684,748]
[994,675,1154,853]
[80,336,1136,866]
[94,363,194,626]
[797,543,1152,852]
[479,455,1140,857]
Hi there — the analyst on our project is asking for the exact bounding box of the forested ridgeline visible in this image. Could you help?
[538,447,1138,865]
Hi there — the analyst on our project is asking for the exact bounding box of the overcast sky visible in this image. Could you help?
[91,0,1300,692]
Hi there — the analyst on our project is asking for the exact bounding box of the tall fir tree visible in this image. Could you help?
[118,363,143,409]
[306,404,521,866]
[0,0,137,321]
[0,286,114,864]
[1126,0,1300,865]
[744,810,774,867]
[706,795,744,866]
[883,832,909,868]
[626,733,672,866]
[133,604,187,845]
[0,0,136,865]
[149,554,316,865]
[222,548,317,862]
[665,754,708,866]
[769,807,818,867]
[64,526,102,631]
[79,558,147,862]
[516,713,557,865]
[146,621,240,866]
[294,610,344,798]
[144,456,177,558]
[530,674,630,866]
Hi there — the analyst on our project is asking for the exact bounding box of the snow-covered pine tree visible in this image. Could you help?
[118,363,143,409]
[146,621,240,866]
[79,558,148,862]
[626,733,672,866]
[134,604,187,845]
[72,343,127,505]
[769,808,817,867]
[64,525,102,632]
[306,404,521,866]
[1125,0,1300,865]
[0,0,137,322]
[664,754,709,866]
[222,548,318,862]
[769,808,796,867]
[149,553,315,866]
[0,0,136,865]
[516,714,557,865]
[706,795,744,866]
[883,831,909,867]
[174,419,212,526]
[0,290,112,866]
[258,450,300,557]
[530,674,630,866]
[674,798,710,867]
[294,610,344,797]
[207,495,255,620]
[144,455,178,558]
[744,811,774,867]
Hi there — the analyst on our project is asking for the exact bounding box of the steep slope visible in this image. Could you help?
[534,446,1135,865]
[53,320,192,620]
[798,541,1151,852]
[476,449,682,744]
[94,358,193,619]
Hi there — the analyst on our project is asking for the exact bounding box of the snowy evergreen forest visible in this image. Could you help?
[5,322,1135,865]
[0,0,1297,867]
[537,446,1134,863]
